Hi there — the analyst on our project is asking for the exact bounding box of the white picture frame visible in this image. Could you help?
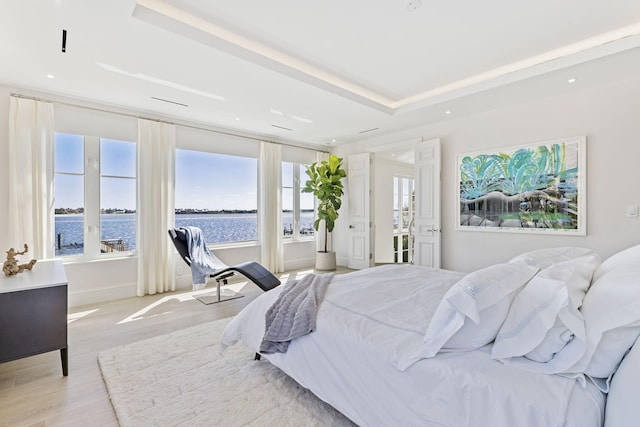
[456,136,586,235]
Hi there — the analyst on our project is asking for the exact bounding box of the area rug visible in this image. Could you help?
[98,317,355,427]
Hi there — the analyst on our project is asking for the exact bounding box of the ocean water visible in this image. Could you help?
[55,212,315,256]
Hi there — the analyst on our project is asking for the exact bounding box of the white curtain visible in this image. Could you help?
[136,119,176,296]
[259,141,283,272]
[7,96,55,260]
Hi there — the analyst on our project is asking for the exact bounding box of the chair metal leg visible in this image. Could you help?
[208,277,243,303]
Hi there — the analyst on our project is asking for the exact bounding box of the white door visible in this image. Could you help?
[413,139,441,268]
[347,153,372,270]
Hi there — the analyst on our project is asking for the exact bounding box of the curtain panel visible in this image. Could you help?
[7,96,55,260]
[137,119,176,296]
[259,141,283,273]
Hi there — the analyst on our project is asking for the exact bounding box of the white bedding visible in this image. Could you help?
[221,264,605,427]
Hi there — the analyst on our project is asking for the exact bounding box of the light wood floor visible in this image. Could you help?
[0,267,349,427]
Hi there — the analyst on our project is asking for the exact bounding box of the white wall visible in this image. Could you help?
[0,87,9,252]
[335,75,640,272]
[0,85,317,307]
[5,73,640,303]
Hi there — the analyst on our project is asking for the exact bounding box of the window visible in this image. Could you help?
[393,175,414,263]
[282,162,315,240]
[54,133,85,256]
[54,133,136,258]
[100,139,137,253]
[175,149,258,245]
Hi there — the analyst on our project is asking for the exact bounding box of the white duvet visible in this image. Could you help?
[221,264,605,427]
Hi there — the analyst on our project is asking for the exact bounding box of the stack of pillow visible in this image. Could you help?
[397,260,539,370]
[492,247,599,375]
[397,244,640,392]
[571,244,640,390]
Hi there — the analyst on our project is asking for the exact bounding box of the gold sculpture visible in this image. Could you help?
[3,244,37,276]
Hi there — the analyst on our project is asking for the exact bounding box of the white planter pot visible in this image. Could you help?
[315,251,336,271]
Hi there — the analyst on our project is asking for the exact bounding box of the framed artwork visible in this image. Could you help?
[456,136,586,235]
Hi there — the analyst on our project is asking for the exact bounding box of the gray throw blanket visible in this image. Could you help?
[181,226,227,285]
[260,272,334,354]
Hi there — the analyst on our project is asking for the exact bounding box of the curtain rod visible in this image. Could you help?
[9,93,330,154]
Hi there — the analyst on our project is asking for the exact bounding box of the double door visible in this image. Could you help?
[346,138,441,269]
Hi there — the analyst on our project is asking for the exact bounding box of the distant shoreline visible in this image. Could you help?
[55,209,314,215]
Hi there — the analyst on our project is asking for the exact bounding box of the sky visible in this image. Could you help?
[175,149,258,210]
[55,133,137,210]
[54,133,313,211]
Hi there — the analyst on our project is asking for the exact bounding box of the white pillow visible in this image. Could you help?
[604,336,640,426]
[508,246,595,269]
[423,263,539,354]
[396,262,539,371]
[525,324,575,362]
[492,255,599,368]
[587,327,640,379]
[569,265,640,387]
[592,244,640,282]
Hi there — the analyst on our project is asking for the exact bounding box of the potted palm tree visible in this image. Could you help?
[302,155,347,270]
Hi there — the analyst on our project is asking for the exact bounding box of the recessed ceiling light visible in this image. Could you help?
[235,117,240,121]
[331,139,337,143]
[46,74,55,79]
[445,110,452,115]
[269,109,283,116]
[568,78,577,83]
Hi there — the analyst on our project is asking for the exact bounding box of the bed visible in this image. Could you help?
[221,245,640,427]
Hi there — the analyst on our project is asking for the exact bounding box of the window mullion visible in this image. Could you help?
[84,136,101,258]
[293,164,301,240]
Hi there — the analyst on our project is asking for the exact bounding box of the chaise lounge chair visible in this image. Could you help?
[168,227,281,303]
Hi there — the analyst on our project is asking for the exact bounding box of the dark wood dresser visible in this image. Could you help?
[0,259,68,375]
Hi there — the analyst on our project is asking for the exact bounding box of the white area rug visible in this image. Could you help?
[98,317,355,427]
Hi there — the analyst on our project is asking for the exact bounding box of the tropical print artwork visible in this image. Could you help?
[457,137,585,234]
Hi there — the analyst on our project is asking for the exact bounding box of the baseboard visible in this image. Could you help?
[336,256,349,268]
[69,259,317,308]
[68,282,138,308]
[283,257,315,272]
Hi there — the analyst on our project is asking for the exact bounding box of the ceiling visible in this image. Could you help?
[2,0,640,149]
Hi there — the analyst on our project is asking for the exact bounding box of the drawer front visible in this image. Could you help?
[0,285,67,362]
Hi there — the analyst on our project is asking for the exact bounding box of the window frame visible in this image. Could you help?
[174,147,259,248]
[54,133,137,260]
[282,161,315,242]
[393,174,415,264]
